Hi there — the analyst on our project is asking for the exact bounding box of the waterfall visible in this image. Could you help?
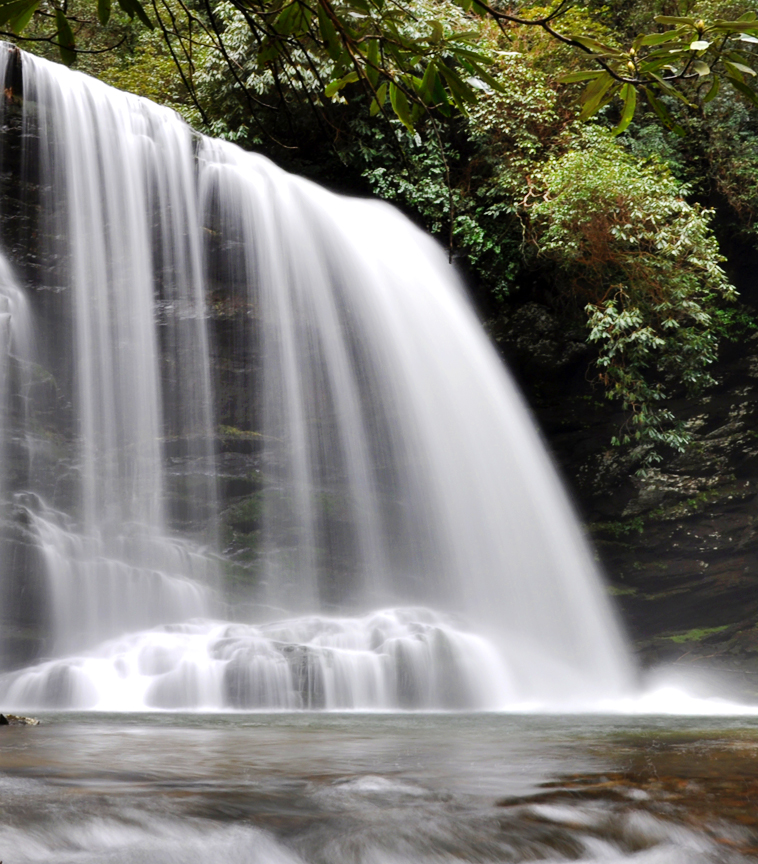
[0,44,635,710]
[0,47,216,658]
[0,253,34,667]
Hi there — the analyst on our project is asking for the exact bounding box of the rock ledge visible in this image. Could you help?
[0,713,39,726]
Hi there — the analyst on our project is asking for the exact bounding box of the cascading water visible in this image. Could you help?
[0,46,216,660]
[0,44,635,710]
[0,253,33,661]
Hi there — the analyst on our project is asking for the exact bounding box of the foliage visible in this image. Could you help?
[709,301,758,342]
[95,26,192,104]
[526,127,736,466]
[556,11,758,134]
[693,83,758,240]
[345,46,568,298]
[0,0,506,133]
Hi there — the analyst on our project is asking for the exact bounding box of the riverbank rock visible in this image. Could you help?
[0,713,40,725]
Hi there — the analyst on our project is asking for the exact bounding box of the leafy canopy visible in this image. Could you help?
[1,0,757,134]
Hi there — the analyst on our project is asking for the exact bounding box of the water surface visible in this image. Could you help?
[2,713,758,862]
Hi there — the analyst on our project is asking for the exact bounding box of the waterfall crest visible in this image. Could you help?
[0,44,635,710]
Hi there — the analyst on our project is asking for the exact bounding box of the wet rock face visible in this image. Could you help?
[0,516,51,671]
[489,302,590,375]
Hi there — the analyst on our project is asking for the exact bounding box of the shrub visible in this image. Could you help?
[527,127,736,467]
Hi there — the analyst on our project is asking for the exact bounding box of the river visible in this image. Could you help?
[2,712,758,862]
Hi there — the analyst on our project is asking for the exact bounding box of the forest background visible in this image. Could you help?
[2,0,758,686]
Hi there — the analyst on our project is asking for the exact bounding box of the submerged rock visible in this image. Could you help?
[0,713,39,725]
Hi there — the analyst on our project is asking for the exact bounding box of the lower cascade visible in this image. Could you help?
[2,609,509,711]
[0,43,634,711]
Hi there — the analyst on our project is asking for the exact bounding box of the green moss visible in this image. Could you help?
[607,585,638,597]
[664,625,729,644]
[641,483,740,524]
[220,493,265,567]
[593,483,739,540]
[591,516,645,537]
[222,495,264,527]
[221,557,262,595]
[218,425,263,440]
[635,561,662,573]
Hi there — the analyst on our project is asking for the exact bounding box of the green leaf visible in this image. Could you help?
[316,4,342,61]
[724,60,756,77]
[641,43,694,60]
[692,60,710,76]
[689,40,710,50]
[130,0,153,28]
[727,76,758,106]
[727,49,756,63]
[0,0,31,27]
[702,74,719,102]
[613,82,637,135]
[428,19,443,44]
[431,73,451,115]
[446,29,484,44]
[558,69,604,83]
[452,0,473,11]
[256,37,283,66]
[418,59,437,103]
[570,35,625,57]
[723,59,745,81]
[436,62,477,108]
[97,0,111,25]
[639,57,679,73]
[274,1,310,36]
[325,70,358,98]
[712,20,758,31]
[115,0,153,29]
[389,81,414,130]
[644,86,686,135]
[369,81,387,115]
[0,0,41,30]
[366,39,379,87]
[10,0,38,32]
[578,71,614,120]
[637,28,689,46]
[649,72,694,106]
[452,45,495,64]
[598,81,621,113]
[55,8,76,66]
[456,54,504,93]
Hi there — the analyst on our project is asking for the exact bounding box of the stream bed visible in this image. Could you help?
[1,712,758,862]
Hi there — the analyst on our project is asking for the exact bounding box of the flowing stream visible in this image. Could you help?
[2,713,758,863]
[0,43,638,710]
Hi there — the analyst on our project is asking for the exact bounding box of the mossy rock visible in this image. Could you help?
[222,493,264,533]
